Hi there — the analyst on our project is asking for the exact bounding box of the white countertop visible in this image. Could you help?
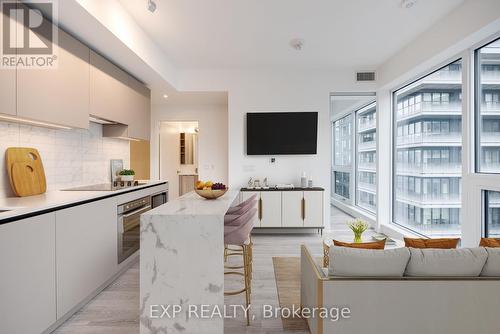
[143,189,239,217]
[0,180,168,222]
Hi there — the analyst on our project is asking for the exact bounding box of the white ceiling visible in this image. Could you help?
[119,0,465,70]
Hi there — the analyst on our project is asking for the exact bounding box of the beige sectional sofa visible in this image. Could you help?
[300,245,500,334]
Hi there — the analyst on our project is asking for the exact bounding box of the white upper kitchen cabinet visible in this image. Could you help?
[0,213,57,334]
[89,50,131,124]
[282,191,304,227]
[55,198,117,318]
[90,51,151,140]
[0,6,16,116]
[303,191,324,227]
[126,76,151,140]
[16,27,90,129]
[260,192,282,227]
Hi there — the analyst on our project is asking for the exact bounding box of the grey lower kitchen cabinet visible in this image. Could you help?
[16,27,90,129]
[55,197,118,318]
[0,213,57,334]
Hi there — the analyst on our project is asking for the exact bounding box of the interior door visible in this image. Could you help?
[160,123,181,199]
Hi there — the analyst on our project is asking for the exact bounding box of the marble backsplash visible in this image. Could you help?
[0,121,130,198]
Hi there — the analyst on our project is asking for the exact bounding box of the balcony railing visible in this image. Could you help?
[425,70,462,82]
[396,132,461,146]
[396,162,462,175]
[358,118,376,132]
[358,162,376,170]
[397,102,462,120]
[481,71,500,82]
[480,163,500,173]
[358,181,376,192]
[481,102,500,113]
[396,192,461,205]
[480,132,500,144]
[358,140,376,151]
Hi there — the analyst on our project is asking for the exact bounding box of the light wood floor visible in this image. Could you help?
[53,207,363,334]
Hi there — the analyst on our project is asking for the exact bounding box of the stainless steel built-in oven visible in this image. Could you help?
[117,196,151,263]
[151,191,168,209]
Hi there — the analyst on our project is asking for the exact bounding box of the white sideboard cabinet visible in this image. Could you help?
[240,188,324,231]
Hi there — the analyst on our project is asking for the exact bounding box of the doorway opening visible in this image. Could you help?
[159,121,199,199]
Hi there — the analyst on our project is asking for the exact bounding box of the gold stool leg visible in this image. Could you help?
[243,244,250,326]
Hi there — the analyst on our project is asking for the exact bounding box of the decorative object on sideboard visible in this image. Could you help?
[347,219,369,243]
[111,159,124,183]
[308,177,313,188]
[195,180,228,199]
[263,177,269,189]
[300,172,307,188]
[6,147,47,197]
[119,169,135,182]
[247,177,254,188]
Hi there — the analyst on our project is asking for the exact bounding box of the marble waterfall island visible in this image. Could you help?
[140,190,240,334]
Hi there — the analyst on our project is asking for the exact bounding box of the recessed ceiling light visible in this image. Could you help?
[400,0,418,9]
[163,94,169,99]
[147,0,157,13]
[289,38,304,51]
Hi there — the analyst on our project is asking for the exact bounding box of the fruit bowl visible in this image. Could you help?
[194,188,228,199]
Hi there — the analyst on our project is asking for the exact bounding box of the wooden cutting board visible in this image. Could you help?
[6,147,47,197]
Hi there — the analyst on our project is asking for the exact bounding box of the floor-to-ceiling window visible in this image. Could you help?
[356,102,377,213]
[332,114,352,200]
[476,38,500,173]
[484,190,500,237]
[393,60,462,236]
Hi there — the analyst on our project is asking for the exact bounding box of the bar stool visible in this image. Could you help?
[224,208,257,325]
[224,195,257,262]
[226,194,258,216]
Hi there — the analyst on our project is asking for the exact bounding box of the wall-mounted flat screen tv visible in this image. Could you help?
[246,112,318,155]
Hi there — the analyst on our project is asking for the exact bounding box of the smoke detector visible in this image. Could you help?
[400,0,418,9]
[147,0,157,13]
[289,38,304,51]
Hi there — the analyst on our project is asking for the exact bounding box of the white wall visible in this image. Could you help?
[0,122,130,198]
[151,104,228,186]
[177,68,376,222]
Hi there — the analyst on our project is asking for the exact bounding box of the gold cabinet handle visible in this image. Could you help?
[301,198,305,220]
[259,198,263,220]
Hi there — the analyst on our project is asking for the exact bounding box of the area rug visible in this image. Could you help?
[272,257,309,331]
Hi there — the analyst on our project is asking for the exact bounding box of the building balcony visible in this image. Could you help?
[358,118,376,132]
[481,71,500,83]
[396,192,461,206]
[357,199,376,213]
[358,181,376,193]
[480,132,500,146]
[481,102,500,114]
[396,163,462,175]
[396,132,461,147]
[479,163,500,174]
[397,102,462,121]
[358,162,376,171]
[358,140,376,151]
[425,70,462,82]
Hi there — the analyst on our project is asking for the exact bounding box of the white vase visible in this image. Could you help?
[120,175,134,182]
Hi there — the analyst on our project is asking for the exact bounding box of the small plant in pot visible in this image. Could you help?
[347,219,369,243]
[119,169,135,182]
